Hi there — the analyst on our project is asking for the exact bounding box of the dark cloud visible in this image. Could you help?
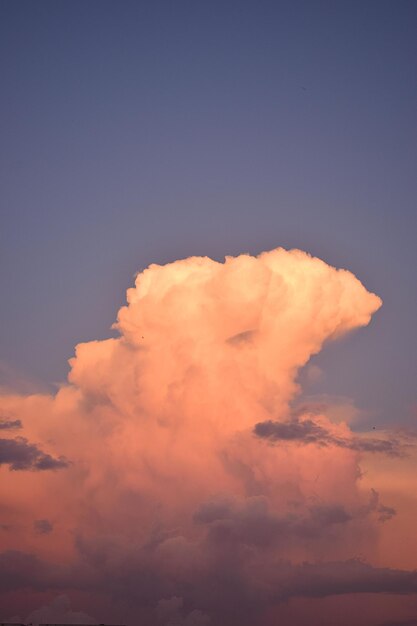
[378,615,417,626]
[156,596,210,626]
[0,550,43,592]
[200,497,284,549]
[26,594,97,625]
[194,496,359,552]
[34,519,53,535]
[308,503,352,526]
[254,418,403,456]
[193,498,233,524]
[276,559,417,600]
[363,489,396,523]
[0,437,69,471]
[377,504,397,523]
[0,418,22,430]
[351,438,402,456]
[254,418,327,443]
[2,540,416,626]
[77,535,417,626]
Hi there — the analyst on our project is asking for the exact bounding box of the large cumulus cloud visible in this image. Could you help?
[1,247,415,625]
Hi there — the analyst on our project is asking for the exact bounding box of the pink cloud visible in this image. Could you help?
[1,247,414,625]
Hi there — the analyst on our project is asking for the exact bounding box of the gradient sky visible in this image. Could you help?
[0,2,417,624]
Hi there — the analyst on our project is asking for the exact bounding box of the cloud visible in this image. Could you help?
[2,246,413,625]
[26,594,96,626]
[254,417,329,443]
[378,614,417,626]
[0,418,22,430]
[193,491,393,551]
[273,559,417,600]
[253,417,404,456]
[0,550,43,592]
[34,518,54,535]
[377,504,397,523]
[156,596,211,626]
[0,436,69,471]
[364,489,396,523]
[308,503,352,525]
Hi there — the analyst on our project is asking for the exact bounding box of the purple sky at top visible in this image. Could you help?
[0,0,416,428]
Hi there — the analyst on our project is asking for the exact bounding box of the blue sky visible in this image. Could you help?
[1,0,416,427]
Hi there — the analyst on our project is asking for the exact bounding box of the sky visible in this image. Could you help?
[0,1,416,625]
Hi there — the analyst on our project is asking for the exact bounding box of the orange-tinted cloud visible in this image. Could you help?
[1,247,415,625]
